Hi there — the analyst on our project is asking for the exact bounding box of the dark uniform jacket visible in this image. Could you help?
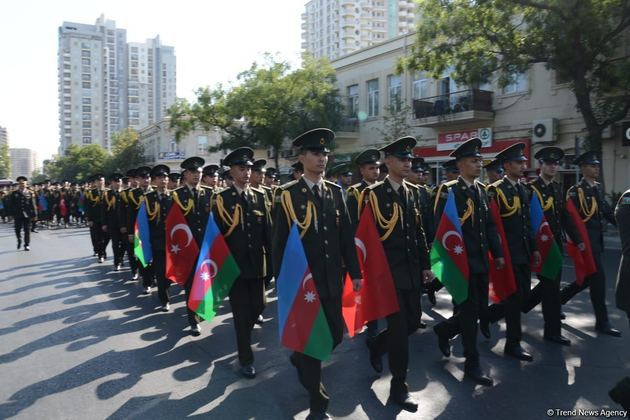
[411,183,435,244]
[567,178,616,253]
[614,189,630,314]
[362,178,430,290]
[103,189,125,230]
[528,177,582,250]
[145,189,172,251]
[171,185,212,246]
[487,177,536,265]
[346,180,370,226]
[10,188,37,219]
[212,186,272,279]
[125,187,152,234]
[272,177,361,299]
[435,178,503,274]
[85,188,106,224]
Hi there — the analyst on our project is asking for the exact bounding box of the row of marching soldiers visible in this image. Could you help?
[81,128,627,419]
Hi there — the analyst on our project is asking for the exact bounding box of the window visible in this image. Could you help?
[504,72,528,94]
[346,85,359,116]
[82,97,91,104]
[82,137,92,144]
[367,79,379,117]
[388,75,402,112]
[82,82,91,88]
[169,140,177,153]
[412,75,429,99]
[197,135,208,154]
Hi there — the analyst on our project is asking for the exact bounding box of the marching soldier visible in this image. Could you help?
[272,128,361,420]
[201,164,220,191]
[172,156,212,336]
[144,165,173,312]
[167,171,181,191]
[407,157,435,244]
[121,169,139,280]
[290,161,304,181]
[483,158,504,184]
[264,167,278,188]
[212,148,272,378]
[346,148,381,337]
[523,147,582,345]
[486,143,540,362]
[561,151,621,336]
[10,176,37,251]
[86,174,109,263]
[615,188,630,326]
[250,158,274,295]
[126,166,154,293]
[103,173,126,271]
[432,138,504,386]
[362,137,433,412]
[442,159,459,182]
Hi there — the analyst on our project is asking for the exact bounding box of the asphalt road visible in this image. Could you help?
[0,223,628,419]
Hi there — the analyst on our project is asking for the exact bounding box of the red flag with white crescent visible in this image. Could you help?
[566,199,596,286]
[166,203,200,285]
[487,200,517,303]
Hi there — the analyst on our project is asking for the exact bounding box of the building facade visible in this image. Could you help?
[10,148,37,180]
[301,0,416,60]
[331,33,630,194]
[0,126,8,148]
[58,15,176,155]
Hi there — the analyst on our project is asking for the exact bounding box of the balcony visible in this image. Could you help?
[412,89,494,127]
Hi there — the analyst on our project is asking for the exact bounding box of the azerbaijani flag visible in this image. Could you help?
[188,213,239,321]
[530,193,562,279]
[38,192,48,212]
[277,223,332,361]
[133,201,152,267]
[431,189,470,304]
[78,192,85,214]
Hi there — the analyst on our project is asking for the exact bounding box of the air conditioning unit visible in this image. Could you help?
[531,118,558,143]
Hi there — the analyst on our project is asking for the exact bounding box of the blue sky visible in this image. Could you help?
[0,0,304,164]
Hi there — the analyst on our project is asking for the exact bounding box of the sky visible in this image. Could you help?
[0,0,304,166]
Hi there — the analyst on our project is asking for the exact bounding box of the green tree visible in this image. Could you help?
[30,170,47,184]
[0,144,10,179]
[48,144,108,182]
[400,0,630,153]
[168,54,344,169]
[105,128,145,173]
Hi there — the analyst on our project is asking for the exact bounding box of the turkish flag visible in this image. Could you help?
[165,204,200,285]
[342,205,399,337]
[566,199,596,286]
[487,200,517,303]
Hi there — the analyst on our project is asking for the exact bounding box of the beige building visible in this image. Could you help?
[331,33,630,194]
[10,148,38,180]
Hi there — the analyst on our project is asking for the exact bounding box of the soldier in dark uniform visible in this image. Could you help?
[486,143,540,361]
[144,165,173,312]
[483,158,504,184]
[172,157,212,336]
[407,157,435,244]
[432,138,504,386]
[201,164,220,190]
[264,167,278,188]
[442,158,460,182]
[10,176,37,251]
[361,137,433,412]
[167,171,181,191]
[561,151,621,336]
[120,169,139,280]
[250,159,274,296]
[126,167,155,293]
[103,173,126,271]
[523,147,582,345]
[212,148,272,379]
[615,188,630,325]
[345,149,381,338]
[290,161,304,181]
[86,174,109,262]
[272,128,361,420]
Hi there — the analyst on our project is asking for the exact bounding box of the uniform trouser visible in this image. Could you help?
[371,288,422,395]
[152,248,170,305]
[14,217,31,246]
[488,263,531,346]
[228,276,266,366]
[184,274,202,327]
[292,294,343,413]
[90,223,109,258]
[139,262,154,288]
[435,274,488,369]
[560,250,608,324]
[125,238,138,274]
[109,228,125,266]
[522,273,562,336]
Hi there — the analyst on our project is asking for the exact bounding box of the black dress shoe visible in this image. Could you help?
[479,320,491,339]
[366,337,383,373]
[306,411,331,420]
[596,322,622,337]
[433,326,450,357]
[544,334,571,346]
[240,364,256,379]
[389,392,418,412]
[418,320,427,329]
[464,366,494,387]
[504,345,534,362]
[190,324,201,337]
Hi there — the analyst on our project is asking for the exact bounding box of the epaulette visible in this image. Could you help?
[490,179,503,188]
[324,180,341,189]
[365,180,385,192]
[348,182,363,190]
[260,185,272,192]
[567,184,578,197]
[250,186,265,195]
[280,180,299,190]
[403,180,419,191]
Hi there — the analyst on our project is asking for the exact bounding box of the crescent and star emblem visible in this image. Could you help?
[301,273,317,303]
[199,259,219,281]
[169,223,193,254]
[354,238,367,263]
[442,230,465,255]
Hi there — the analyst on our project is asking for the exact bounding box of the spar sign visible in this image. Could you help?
[437,128,493,151]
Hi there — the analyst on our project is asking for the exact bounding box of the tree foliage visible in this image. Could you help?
[47,144,109,182]
[104,128,145,173]
[400,0,630,152]
[0,144,10,179]
[168,54,344,168]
